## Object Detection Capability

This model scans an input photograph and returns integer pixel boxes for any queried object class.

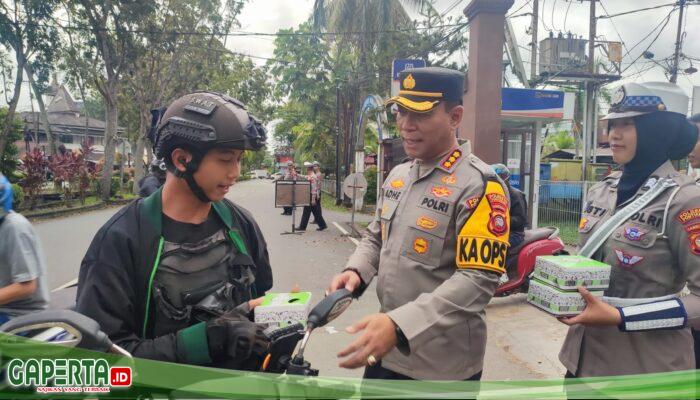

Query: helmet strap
[172,154,212,203]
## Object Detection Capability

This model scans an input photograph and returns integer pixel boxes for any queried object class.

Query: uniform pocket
[400,227,445,268]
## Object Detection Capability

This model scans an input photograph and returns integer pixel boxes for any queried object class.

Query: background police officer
[77,92,273,369]
[559,82,700,377]
[328,67,511,381]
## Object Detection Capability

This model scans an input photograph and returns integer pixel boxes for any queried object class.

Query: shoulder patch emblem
[466,196,480,210]
[678,208,700,224]
[486,192,509,236]
[440,149,462,171]
[416,216,438,230]
[413,237,429,254]
[441,174,457,185]
[615,249,644,268]
[431,186,452,198]
[579,217,590,232]
[689,232,700,256]
[390,179,405,189]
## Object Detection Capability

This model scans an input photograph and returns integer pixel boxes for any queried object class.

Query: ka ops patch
[455,180,510,274]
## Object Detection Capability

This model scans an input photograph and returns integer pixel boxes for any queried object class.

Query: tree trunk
[25,66,57,156]
[100,86,118,201]
[0,56,26,160]
[132,108,150,193]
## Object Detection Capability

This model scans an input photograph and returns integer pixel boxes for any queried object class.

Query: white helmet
[303,161,313,168]
[603,82,688,120]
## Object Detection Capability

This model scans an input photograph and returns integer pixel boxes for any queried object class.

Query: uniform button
[615,233,621,238]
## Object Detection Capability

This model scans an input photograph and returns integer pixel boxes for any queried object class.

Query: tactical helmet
[603,82,689,120]
[491,163,510,180]
[155,91,266,161]
[153,91,266,202]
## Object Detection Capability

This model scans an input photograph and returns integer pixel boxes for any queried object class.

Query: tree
[19,148,47,209]
[0,107,21,179]
[67,0,156,200]
[0,0,60,158]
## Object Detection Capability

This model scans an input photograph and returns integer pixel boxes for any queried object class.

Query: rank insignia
[413,237,429,254]
[431,186,452,198]
[416,216,438,230]
[441,174,457,185]
[615,249,644,268]
[440,149,462,171]
[623,226,646,242]
[465,196,480,210]
[390,179,405,189]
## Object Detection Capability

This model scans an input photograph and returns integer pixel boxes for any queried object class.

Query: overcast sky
[6,0,700,113]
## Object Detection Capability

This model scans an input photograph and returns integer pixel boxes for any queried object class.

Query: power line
[597,2,677,20]
[622,7,675,73]
[440,0,463,18]
[506,0,532,18]
[563,0,572,32]
[598,0,642,76]
[541,0,552,31]
[621,6,676,62]
[551,0,558,32]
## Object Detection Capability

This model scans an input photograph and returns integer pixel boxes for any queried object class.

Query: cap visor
[385,96,440,113]
[601,111,649,120]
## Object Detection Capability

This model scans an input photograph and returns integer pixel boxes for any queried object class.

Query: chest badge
[413,237,429,254]
[390,179,405,189]
[623,227,646,241]
[431,186,452,198]
[579,218,589,231]
[441,174,457,185]
[416,216,438,230]
[614,249,644,268]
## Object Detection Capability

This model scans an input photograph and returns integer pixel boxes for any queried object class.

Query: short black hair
[443,100,462,112]
[690,113,700,123]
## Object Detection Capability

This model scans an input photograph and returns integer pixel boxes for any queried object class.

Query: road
[31,179,566,380]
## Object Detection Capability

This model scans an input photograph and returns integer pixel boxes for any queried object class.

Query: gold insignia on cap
[403,74,416,90]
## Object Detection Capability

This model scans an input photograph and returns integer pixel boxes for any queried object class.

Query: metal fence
[321,179,337,197]
[537,180,597,245]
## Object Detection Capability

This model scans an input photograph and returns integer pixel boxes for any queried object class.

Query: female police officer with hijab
[76,92,273,369]
[558,82,700,377]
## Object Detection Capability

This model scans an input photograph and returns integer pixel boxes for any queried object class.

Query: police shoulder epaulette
[439,148,463,172]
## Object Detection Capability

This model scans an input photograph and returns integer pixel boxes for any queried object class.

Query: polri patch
[418,196,451,215]
[486,192,509,237]
[689,232,700,255]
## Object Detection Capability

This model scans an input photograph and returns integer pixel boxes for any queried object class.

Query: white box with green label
[254,292,312,327]
[532,255,611,290]
[527,278,605,316]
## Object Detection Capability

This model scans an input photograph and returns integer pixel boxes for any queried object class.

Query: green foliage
[11,183,23,209]
[0,107,22,178]
[543,130,577,156]
[19,148,48,209]
[94,176,121,198]
[363,166,377,205]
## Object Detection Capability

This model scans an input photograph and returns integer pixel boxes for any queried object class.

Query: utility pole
[582,0,597,193]
[528,0,541,228]
[335,85,342,205]
[670,0,686,83]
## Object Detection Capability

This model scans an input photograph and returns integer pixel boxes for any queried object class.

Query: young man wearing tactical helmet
[76,92,273,370]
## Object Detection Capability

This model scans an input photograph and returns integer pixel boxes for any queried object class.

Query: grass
[538,218,579,245]
[320,193,375,215]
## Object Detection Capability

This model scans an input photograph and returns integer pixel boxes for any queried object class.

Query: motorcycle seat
[508,227,558,255]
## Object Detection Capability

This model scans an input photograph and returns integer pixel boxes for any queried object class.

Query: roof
[20,112,125,135]
[543,147,613,159]
[47,86,82,114]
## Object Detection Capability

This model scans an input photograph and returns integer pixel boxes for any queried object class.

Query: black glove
[205,310,270,370]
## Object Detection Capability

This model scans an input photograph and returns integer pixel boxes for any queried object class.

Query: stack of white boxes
[254,292,312,327]
[527,255,611,316]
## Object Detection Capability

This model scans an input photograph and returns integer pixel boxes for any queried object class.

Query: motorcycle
[494,227,567,297]
[0,288,354,377]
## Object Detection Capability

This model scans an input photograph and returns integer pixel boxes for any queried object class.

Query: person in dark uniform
[491,163,528,248]
[76,92,273,369]
[138,158,167,197]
